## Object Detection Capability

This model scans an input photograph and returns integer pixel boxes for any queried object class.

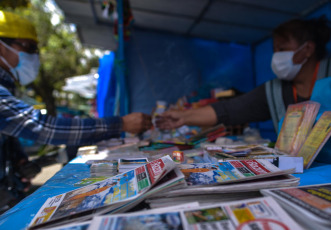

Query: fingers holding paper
[155,110,186,130]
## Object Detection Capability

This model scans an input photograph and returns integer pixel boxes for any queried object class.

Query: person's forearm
[182,105,218,126]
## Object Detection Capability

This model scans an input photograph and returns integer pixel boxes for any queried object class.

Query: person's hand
[155,110,185,130]
[122,112,152,134]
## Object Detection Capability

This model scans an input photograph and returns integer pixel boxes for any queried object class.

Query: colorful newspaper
[29,156,176,229]
[261,183,331,230]
[178,159,295,186]
[296,111,331,169]
[275,101,320,155]
[88,197,303,230]
[150,174,299,198]
[43,203,200,230]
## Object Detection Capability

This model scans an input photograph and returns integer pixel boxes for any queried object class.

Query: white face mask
[0,40,40,85]
[271,43,307,81]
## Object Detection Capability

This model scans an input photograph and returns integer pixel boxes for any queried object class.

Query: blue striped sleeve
[0,86,122,146]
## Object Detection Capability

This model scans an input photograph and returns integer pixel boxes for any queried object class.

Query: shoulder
[0,85,14,97]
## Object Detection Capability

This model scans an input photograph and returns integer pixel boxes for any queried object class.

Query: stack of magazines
[47,197,303,230]
[28,156,185,229]
[118,158,149,173]
[89,160,118,178]
[147,159,299,208]
[261,183,331,230]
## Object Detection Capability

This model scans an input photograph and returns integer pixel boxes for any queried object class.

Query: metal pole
[116,0,129,116]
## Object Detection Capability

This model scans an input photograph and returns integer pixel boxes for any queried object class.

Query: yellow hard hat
[0,10,38,42]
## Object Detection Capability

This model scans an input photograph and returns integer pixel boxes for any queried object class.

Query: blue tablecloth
[0,162,90,230]
[293,162,331,186]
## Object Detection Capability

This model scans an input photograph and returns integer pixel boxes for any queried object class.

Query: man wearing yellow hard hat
[0,11,152,212]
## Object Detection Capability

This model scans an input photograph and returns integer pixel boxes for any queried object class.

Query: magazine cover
[275,101,320,155]
[178,159,294,186]
[296,111,331,169]
[88,197,302,230]
[29,156,175,229]
[110,167,186,215]
[261,183,331,230]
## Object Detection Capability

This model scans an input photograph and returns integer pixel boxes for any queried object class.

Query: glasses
[12,40,39,54]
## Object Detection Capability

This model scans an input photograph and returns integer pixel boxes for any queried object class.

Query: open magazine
[177,159,295,186]
[261,183,331,230]
[87,197,303,230]
[28,156,180,229]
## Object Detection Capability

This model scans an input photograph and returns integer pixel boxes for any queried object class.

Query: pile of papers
[47,197,303,230]
[89,160,118,178]
[261,183,331,230]
[118,158,149,174]
[29,156,184,229]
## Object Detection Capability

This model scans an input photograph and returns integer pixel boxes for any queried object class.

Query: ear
[305,41,316,58]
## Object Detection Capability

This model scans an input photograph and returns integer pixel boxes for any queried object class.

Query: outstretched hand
[155,110,185,130]
[122,112,152,134]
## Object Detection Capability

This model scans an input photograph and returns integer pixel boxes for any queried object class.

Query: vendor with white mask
[156,16,331,133]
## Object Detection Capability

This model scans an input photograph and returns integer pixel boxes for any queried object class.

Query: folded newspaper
[261,183,331,230]
[150,174,299,198]
[88,197,303,230]
[178,159,295,186]
[28,156,181,229]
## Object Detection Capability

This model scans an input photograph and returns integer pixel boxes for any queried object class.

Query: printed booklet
[275,101,320,155]
[296,111,331,169]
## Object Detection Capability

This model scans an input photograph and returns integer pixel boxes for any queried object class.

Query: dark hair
[0,37,15,45]
[273,15,331,60]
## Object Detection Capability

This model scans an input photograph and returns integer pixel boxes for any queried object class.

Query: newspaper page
[178,159,294,186]
[296,111,331,169]
[44,203,199,230]
[150,174,299,198]
[29,156,175,229]
[261,183,331,229]
[88,197,302,230]
[109,167,186,214]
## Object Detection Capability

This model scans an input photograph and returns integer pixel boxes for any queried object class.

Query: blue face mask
[0,40,40,85]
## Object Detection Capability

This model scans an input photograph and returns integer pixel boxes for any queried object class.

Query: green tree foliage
[0,0,30,8]
[5,1,99,116]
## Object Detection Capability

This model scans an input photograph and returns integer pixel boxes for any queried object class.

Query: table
[1,157,331,230]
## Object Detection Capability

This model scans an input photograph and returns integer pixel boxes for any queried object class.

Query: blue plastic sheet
[97,52,117,117]
[126,30,253,115]
[0,161,90,230]
[294,162,331,186]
